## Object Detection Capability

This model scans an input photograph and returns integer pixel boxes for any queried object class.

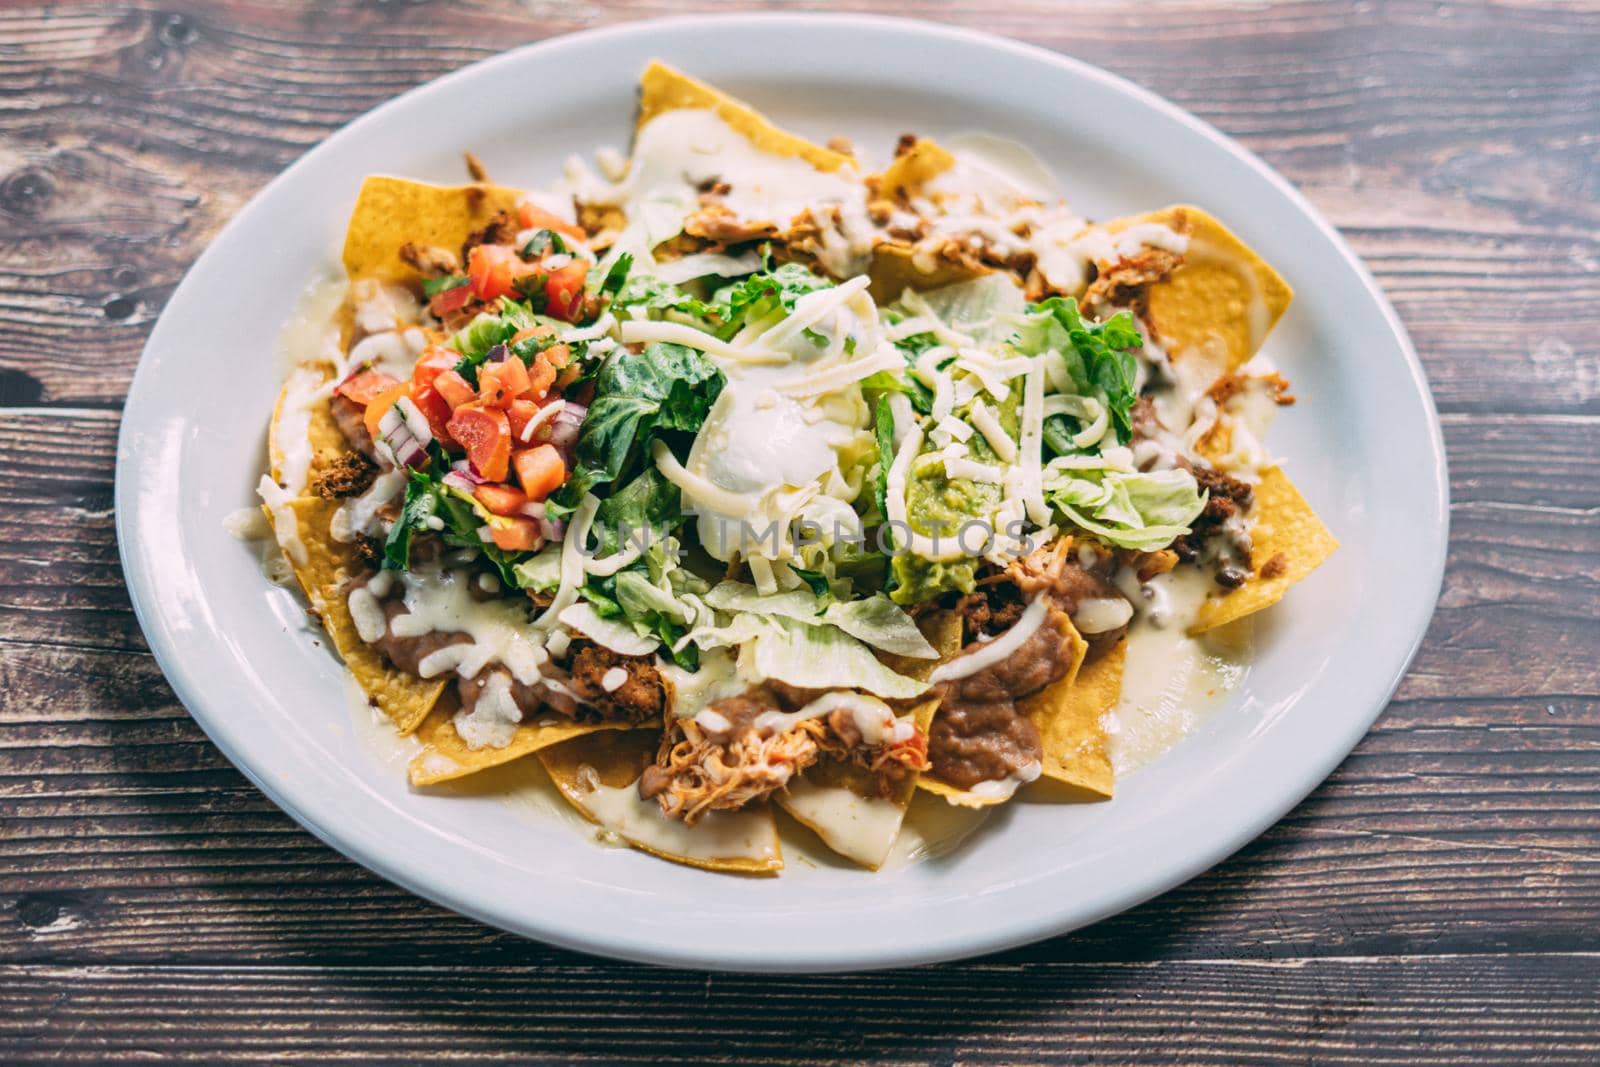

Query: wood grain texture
[1,0,1597,1062]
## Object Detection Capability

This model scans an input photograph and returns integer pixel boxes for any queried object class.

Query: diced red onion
[447,460,486,485]
[547,401,586,463]
[518,501,547,519]
[377,400,430,470]
[441,471,477,493]
[486,343,509,363]
[538,516,567,542]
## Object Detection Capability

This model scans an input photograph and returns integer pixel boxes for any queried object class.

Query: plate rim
[114,11,1449,972]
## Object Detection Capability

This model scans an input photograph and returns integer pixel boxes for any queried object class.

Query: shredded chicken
[399,242,462,278]
[1079,247,1184,315]
[638,687,929,824]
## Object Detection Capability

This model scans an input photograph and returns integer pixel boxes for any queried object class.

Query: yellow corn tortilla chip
[877,137,956,200]
[268,370,351,488]
[279,496,445,734]
[917,610,1090,809]
[1021,639,1122,800]
[1189,466,1340,633]
[1105,204,1293,371]
[408,704,636,787]
[540,729,782,875]
[341,175,523,286]
[637,61,853,173]
[867,244,989,305]
[865,139,989,300]
[776,696,940,870]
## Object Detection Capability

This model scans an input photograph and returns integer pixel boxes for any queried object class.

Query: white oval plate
[116,14,1447,972]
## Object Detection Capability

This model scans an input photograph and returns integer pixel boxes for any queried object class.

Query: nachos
[257,63,1336,873]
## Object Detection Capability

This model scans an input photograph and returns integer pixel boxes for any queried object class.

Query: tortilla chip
[637,61,853,173]
[280,496,445,734]
[268,370,351,488]
[1021,639,1121,800]
[540,729,782,874]
[341,175,523,286]
[877,137,956,200]
[917,610,1090,809]
[1106,204,1293,370]
[408,704,635,786]
[867,244,989,305]
[880,608,964,680]
[1189,466,1340,633]
[774,611,958,867]
[776,697,939,869]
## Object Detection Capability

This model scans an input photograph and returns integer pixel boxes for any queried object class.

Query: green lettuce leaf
[748,617,929,699]
[1044,465,1205,551]
[1015,297,1143,443]
[548,342,724,517]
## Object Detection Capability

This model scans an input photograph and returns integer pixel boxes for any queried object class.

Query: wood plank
[0,408,1593,965]
[1,955,1597,1065]
[0,2,1596,412]
[1,0,1596,1056]
[1,686,1596,967]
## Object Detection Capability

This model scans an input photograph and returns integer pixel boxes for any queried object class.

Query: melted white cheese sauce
[575,108,874,276]
[781,778,909,868]
[574,774,780,865]
[1107,565,1251,775]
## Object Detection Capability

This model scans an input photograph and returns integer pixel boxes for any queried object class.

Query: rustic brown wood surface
[1,0,1597,1062]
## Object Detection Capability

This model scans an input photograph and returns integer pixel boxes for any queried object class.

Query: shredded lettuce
[703,581,935,660]
[748,618,929,699]
[710,259,832,340]
[382,472,529,587]
[548,342,724,519]
[447,302,538,383]
[1014,297,1143,443]
[581,537,709,669]
[1044,463,1205,551]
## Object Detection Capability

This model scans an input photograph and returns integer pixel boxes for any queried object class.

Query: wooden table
[3,1,1596,1062]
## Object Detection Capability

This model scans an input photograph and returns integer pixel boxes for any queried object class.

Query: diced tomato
[513,444,566,502]
[506,398,546,443]
[516,201,587,243]
[446,403,511,482]
[428,282,473,317]
[489,517,544,553]
[411,346,460,390]
[527,355,558,401]
[467,244,528,302]
[478,358,531,408]
[409,384,454,443]
[543,261,588,322]
[433,369,477,410]
[363,382,411,441]
[335,370,401,407]
[510,325,570,371]
[473,482,529,517]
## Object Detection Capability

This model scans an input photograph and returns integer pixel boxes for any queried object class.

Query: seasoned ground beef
[952,581,1026,641]
[1173,461,1256,585]
[310,452,376,499]
[460,210,518,264]
[568,642,667,723]
[399,241,461,278]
